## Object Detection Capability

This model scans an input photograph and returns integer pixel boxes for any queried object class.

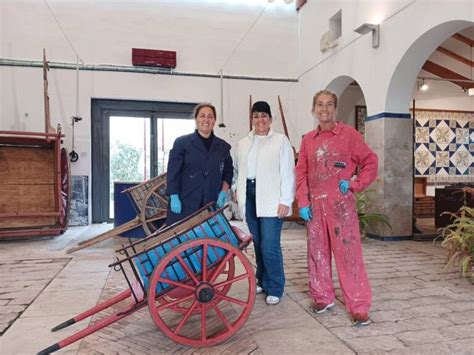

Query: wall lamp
[354,23,380,48]
[420,79,428,92]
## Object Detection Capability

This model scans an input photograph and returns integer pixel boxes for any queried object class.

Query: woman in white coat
[234,101,295,305]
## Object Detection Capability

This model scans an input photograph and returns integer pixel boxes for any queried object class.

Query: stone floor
[0,222,473,354]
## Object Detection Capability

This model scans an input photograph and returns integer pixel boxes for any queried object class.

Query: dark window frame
[91,99,196,223]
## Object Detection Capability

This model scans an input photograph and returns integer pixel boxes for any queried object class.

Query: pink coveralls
[296,122,378,314]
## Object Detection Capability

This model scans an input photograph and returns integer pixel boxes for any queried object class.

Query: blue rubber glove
[170,194,182,214]
[216,191,228,208]
[299,206,312,222]
[338,180,350,194]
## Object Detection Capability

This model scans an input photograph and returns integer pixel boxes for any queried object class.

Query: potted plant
[355,190,391,238]
[438,202,473,282]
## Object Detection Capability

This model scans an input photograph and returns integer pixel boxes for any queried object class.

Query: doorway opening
[91,99,197,223]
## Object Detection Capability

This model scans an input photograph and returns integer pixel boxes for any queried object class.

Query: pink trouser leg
[306,205,335,305]
[307,197,371,313]
[329,204,372,314]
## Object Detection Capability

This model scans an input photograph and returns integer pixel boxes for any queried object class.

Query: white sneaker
[256,286,264,294]
[266,295,280,305]
[311,302,335,314]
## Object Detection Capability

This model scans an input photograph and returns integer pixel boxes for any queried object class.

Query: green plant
[439,204,474,280]
[355,191,391,237]
[110,143,144,182]
[110,143,144,200]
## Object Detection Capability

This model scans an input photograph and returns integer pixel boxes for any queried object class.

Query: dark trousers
[245,179,285,297]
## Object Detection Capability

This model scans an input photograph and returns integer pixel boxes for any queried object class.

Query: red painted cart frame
[39,204,256,353]
[0,130,70,239]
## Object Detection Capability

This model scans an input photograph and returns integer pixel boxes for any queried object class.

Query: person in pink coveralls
[295,90,378,326]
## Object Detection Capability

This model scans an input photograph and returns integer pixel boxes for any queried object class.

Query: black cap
[251,101,272,117]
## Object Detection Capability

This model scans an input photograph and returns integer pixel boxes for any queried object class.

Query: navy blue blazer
[165,130,233,225]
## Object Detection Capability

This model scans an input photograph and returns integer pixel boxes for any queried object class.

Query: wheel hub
[195,282,215,303]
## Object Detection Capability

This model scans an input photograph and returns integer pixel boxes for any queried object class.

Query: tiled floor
[0,222,473,354]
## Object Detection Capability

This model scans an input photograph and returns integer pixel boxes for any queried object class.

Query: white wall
[338,84,366,128]
[0,0,300,176]
[413,73,474,111]
[1,1,298,77]
[297,0,473,127]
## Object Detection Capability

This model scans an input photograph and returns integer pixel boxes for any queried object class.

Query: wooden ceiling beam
[422,60,474,89]
[452,33,474,46]
[436,46,473,67]
[296,0,307,11]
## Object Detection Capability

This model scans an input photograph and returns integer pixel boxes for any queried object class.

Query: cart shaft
[39,296,146,354]
[51,289,132,331]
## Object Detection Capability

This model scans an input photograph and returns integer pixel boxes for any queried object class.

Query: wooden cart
[67,173,168,253]
[0,130,71,239]
[39,204,256,353]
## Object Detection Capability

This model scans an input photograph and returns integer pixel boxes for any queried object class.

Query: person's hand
[216,191,228,208]
[170,194,182,214]
[338,180,350,194]
[277,204,290,218]
[299,206,312,222]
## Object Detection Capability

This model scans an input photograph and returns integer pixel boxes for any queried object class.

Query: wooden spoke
[155,293,195,312]
[157,277,195,292]
[201,304,207,341]
[209,251,234,284]
[152,191,168,205]
[201,243,208,282]
[214,273,249,289]
[173,301,198,335]
[145,206,166,211]
[210,301,231,330]
[176,254,199,285]
[213,291,248,307]
[145,214,167,223]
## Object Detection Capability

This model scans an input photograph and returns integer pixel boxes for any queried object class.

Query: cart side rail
[0,130,64,139]
[111,205,232,267]
[114,202,216,255]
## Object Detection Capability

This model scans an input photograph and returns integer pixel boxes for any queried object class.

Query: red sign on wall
[132,48,176,69]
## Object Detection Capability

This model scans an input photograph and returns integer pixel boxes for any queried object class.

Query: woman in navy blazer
[165,103,233,225]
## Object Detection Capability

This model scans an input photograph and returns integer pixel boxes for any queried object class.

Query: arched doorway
[378,20,473,239]
[326,75,368,133]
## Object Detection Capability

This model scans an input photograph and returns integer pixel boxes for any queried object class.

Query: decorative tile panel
[414,110,473,182]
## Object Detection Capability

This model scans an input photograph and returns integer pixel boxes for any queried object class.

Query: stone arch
[325,75,367,129]
[325,75,356,98]
[385,20,473,113]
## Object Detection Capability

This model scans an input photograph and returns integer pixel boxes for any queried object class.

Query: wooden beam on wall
[436,46,474,67]
[452,33,474,47]
[422,60,474,89]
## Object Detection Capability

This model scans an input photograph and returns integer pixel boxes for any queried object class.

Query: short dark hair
[251,101,272,118]
[193,103,216,118]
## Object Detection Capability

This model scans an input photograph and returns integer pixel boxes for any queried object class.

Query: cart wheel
[59,147,71,232]
[140,184,168,235]
[159,257,235,315]
[147,238,255,347]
